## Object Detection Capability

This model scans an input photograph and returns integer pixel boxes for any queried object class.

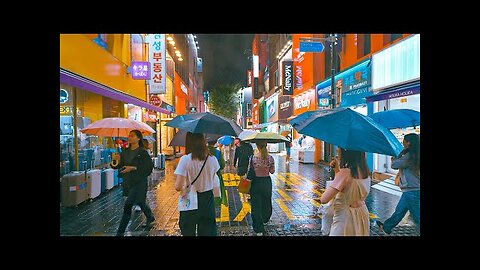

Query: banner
[282,60,294,95]
[146,34,166,94]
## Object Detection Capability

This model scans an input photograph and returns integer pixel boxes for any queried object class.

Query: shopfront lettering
[295,97,310,109]
[348,80,368,91]
[388,90,413,99]
[280,101,291,110]
[345,87,369,96]
[295,65,303,89]
[283,61,294,95]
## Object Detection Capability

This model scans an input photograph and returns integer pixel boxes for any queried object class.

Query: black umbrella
[165,112,243,136]
[169,129,222,147]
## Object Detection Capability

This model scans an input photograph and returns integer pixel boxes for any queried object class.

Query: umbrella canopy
[81,117,155,137]
[242,132,290,143]
[369,109,420,129]
[143,135,156,143]
[290,108,403,156]
[217,135,234,145]
[238,129,257,140]
[165,112,242,136]
[168,130,222,147]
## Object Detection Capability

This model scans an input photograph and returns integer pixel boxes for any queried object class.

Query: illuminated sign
[60,89,69,103]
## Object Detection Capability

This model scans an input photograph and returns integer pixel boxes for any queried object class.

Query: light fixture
[194,35,197,38]
[195,41,198,44]
[175,50,180,54]
[197,46,200,50]
[167,36,173,41]
[169,40,175,45]
[178,57,183,61]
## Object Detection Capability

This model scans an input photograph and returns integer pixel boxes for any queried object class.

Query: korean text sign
[147,34,166,94]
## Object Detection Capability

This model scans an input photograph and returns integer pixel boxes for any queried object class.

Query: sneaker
[134,205,141,211]
[376,220,390,235]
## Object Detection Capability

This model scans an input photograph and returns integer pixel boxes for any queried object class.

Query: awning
[60,69,171,114]
[366,80,420,103]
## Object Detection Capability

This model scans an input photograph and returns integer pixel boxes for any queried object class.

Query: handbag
[237,156,254,194]
[178,156,209,212]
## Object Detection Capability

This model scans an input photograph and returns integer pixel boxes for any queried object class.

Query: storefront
[264,93,279,152]
[278,95,293,153]
[60,71,169,175]
[292,88,317,163]
[367,34,420,175]
[315,78,333,161]
[333,58,374,169]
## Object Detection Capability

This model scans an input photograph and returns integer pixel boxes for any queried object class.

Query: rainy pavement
[60,154,420,237]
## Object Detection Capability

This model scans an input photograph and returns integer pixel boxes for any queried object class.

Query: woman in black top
[111,129,155,236]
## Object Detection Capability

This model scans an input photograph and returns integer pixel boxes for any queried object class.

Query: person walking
[233,138,254,176]
[112,130,155,236]
[249,142,275,236]
[376,133,420,235]
[320,148,371,236]
[174,132,220,236]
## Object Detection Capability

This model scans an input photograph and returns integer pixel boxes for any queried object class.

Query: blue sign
[299,41,324,53]
[197,58,203,73]
[60,89,69,104]
[316,79,331,107]
[335,59,372,107]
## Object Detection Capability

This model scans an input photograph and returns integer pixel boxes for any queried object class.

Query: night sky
[197,34,254,91]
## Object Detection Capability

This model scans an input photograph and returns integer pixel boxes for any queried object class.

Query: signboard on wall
[316,79,331,107]
[131,61,150,80]
[282,60,294,95]
[278,95,293,120]
[335,59,372,107]
[146,34,166,94]
[149,94,162,107]
[266,94,278,122]
[293,89,316,115]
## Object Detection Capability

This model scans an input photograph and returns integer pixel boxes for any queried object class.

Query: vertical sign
[146,34,166,94]
[253,55,260,99]
[282,60,294,95]
[247,70,252,86]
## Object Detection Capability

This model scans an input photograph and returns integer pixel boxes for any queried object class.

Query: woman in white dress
[320,148,371,236]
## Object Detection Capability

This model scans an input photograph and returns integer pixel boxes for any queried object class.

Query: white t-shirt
[174,154,220,193]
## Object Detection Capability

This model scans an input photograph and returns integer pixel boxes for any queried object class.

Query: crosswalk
[372,178,402,197]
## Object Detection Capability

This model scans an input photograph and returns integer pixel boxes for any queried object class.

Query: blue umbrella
[369,109,420,129]
[218,135,234,145]
[290,108,403,156]
[165,112,243,136]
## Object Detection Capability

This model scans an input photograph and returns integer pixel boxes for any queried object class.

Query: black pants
[179,189,217,236]
[117,200,154,235]
[250,176,273,233]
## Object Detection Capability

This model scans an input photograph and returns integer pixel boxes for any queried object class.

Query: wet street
[60,154,420,236]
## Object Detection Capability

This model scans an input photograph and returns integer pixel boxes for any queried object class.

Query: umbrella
[165,112,243,136]
[80,117,155,137]
[217,135,234,145]
[369,109,420,129]
[169,130,222,147]
[238,129,257,140]
[289,108,403,156]
[242,132,290,143]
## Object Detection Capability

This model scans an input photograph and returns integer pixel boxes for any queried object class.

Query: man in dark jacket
[233,138,254,176]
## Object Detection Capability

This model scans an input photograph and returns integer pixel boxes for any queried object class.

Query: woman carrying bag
[174,132,220,236]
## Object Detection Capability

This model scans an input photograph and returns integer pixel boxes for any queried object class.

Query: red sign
[149,95,162,107]
[293,89,316,115]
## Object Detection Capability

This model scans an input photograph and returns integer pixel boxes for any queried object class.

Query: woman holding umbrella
[319,148,371,236]
[111,130,155,236]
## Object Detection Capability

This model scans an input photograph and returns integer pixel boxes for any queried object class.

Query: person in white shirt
[174,132,220,236]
